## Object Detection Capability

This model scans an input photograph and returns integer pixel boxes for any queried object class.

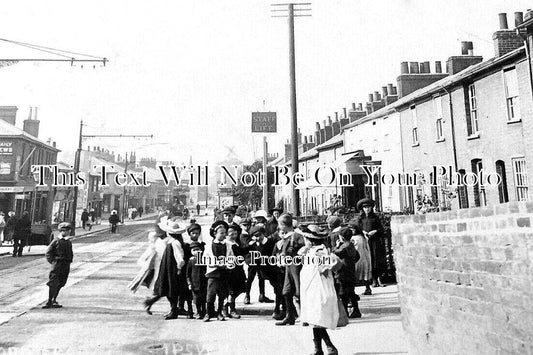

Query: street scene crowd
[115,197,387,355]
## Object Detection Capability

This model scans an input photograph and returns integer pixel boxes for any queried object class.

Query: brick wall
[391,201,533,354]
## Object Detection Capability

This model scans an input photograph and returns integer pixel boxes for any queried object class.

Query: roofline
[0,134,61,152]
[341,46,526,131]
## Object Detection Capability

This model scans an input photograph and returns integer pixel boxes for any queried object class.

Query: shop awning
[329,150,362,169]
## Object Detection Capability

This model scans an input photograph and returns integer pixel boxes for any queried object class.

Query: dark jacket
[333,241,360,284]
[46,237,74,264]
[14,214,31,240]
[206,242,229,279]
[357,211,387,269]
[109,214,120,224]
[186,256,207,292]
[81,211,89,222]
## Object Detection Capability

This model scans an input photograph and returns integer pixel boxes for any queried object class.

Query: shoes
[164,312,178,320]
[349,310,362,318]
[196,313,205,320]
[51,301,63,308]
[258,295,274,303]
[203,315,211,322]
[42,302,53,309]
[326,346,338,355]
[143,300,153,315]
[363,289,372,296]
[229,310,241,319]
[275,317,295,326]
[272,312,285,320]
[302,322,309,327]
[187,312,194,319]
[244,295,251,305]
[217,314,226,321]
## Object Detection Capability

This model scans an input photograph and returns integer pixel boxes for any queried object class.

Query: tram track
[0,227,148,305]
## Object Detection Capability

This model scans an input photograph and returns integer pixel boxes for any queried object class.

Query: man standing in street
[196,203,201,216]
[81,209,89,230]
[13,211,31,257]
[43,222,73,309]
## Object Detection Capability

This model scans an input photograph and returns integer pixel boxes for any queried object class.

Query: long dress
[154,237,188,299]
[300,244,339,330]
[351,233,372,282]
[226,240,246,297]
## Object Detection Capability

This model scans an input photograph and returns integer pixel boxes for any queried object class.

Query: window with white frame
[467,84,479,136]
[504,68,521,121]
[512,158,529,201]
[434,96,444,140]
[411,106,418,145]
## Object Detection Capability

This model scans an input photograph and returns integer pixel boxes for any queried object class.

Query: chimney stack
[493,13,523,57]
[446,41,483,74]
[23,106,40,137]
[0,106,18,125]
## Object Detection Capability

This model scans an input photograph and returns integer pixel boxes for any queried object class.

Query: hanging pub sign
[251,112,277,133]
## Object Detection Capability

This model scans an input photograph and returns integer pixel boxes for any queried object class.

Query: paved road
[0,214,407,354]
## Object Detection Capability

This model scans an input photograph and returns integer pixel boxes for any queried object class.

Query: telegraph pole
[69,124,152,236]
[271,2,310,216]
[70,120,83,236]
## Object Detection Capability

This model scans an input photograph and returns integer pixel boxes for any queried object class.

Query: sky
[0,0,531,166]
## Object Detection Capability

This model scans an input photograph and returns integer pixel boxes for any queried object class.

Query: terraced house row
[274,11,533,215]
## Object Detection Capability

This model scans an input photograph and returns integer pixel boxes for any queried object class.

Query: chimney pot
[387,83,394,94]
[461,41,469,55]
[343,107,347,118]
[323,120,327,127]
[382,86,388,97]
[28,107,33,120]
[328,117,332,125]
[358,103,363,111]
[400,61,409,74]
[499,13,508,30]
[373,91,381,102]
[304,136,308,144]
[334,112,338,120]
[316,122,320,130]
[351,103,356,111]
[423,61,431,73]
[435,61,442,73]
[515,12,524,26]
[368,94,373,102]
[52,141,56,148]
[409,62,420,74]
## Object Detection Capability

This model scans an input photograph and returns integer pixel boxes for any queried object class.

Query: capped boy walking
[43,222,73,309]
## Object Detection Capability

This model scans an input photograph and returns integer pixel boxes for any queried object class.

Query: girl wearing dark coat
[357,198,387,288]
[224,224,246,319]
[153,220,191,320]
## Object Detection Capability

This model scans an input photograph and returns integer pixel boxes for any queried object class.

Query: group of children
[134,205,371,330]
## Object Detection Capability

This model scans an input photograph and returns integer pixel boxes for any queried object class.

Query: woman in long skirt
[350,223,373,295]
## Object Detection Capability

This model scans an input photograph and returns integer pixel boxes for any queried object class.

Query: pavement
[0,211,407,355]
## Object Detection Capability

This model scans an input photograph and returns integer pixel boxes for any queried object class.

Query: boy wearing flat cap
[43,222,73,309]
